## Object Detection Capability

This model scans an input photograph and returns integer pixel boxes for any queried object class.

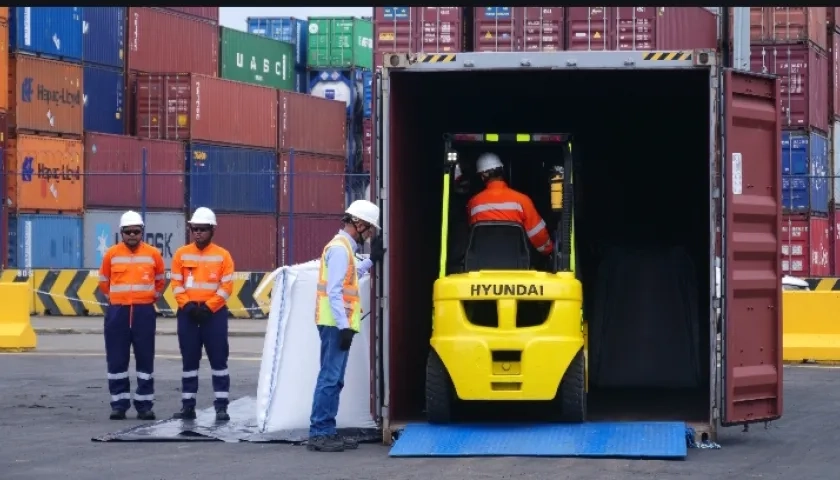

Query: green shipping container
[219,27,295,90]
[307,17,373,70]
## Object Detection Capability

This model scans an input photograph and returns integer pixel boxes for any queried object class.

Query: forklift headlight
[446,150,458,164]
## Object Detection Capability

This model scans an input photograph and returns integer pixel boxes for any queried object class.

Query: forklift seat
[463,221,532,271]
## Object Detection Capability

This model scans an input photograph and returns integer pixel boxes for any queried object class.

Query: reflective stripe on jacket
[98,242,166,305]
[316,234,362,332]
[171,243,235,313]
[467,179,554,254]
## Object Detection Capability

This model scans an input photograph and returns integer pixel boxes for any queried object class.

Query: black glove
[195,303,213,323]
[338,328,355,351]
[182,302,199,321]
[369,235,386,264]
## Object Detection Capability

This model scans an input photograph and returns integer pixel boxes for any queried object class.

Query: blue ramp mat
[389,422,688,459]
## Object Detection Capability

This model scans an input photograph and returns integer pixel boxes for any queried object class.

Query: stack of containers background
[245,17,309,93]
[0,7,7,267]
[829,8,840,274]
[749,7,832,276]
[6,7,85,270]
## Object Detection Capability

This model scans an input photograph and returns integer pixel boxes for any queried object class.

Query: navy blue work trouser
[309,325,350,437]
[177,306,230,409]
[104,304,157,412]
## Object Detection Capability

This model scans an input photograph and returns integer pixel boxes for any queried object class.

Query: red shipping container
[362,118,372,172]
[278,214,344,266]
[84,133,186,210]
[278,150,346,215]
[752,7,828,53]
[751,42,829,133]
[782,214,831,277]
[831,31,840,120]
[833,209,840,275]
[157,7,219,24]
[472,7,564,52]
[828,8,840,29]
[127,8,219,76]
[278,90,346,156]
[135,73,277,149]
[416,7,464,55]
[374,7,419,68]
[566,7,717,51]
[212,213,278,271]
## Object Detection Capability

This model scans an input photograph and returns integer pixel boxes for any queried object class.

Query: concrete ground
[2,325,839,480]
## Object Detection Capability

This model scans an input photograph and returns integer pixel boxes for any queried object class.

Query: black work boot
[215,407,230,422]
[136,410,156,421]
[341,435,359,450]
[307,435,345,452]
[172,406,196,420]
[109,409,127,420]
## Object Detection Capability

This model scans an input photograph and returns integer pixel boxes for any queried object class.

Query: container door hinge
[712,187,720,199]
[713,406,719,420]
[712,297,721,309]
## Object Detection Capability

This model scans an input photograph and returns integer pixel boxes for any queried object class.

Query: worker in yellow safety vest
[308,200,386,453]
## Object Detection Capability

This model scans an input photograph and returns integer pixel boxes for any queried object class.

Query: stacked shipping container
[246,17,309,92]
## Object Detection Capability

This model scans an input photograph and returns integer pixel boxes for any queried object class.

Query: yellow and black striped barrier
[642,51,692,61]
[803,278,840,291]
[418,53,457,63]
[0,270,272,319]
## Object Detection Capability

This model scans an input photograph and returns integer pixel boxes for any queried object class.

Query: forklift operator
[467,152,554,256]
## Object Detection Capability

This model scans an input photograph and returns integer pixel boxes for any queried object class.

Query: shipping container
[278,90,346,156]
[362,70,373,118]
[473,7,564,53]
[308,68,366,116]
[308,17,374,70]
[782,130,829,214]
[278,149,345,215]
[9,55,84,136]
[375,50,783,440]
[0,7,8,21]
[0,22,8,112]
[246,17,308,69]
[82,209,186,269]
[362,118,372,172]
[187,142,277,214]
[6,135,83,213]
[212,213,278,271]
[7,213,82,269]
[566,7,717,51]
[833,209,840,274]
[744,7,770,43]
[9,7,83,62]
[84,133,185,210]
[781,214,831,277]
[83,65,125,135]
[828,8,840,30]
[751,7,828,53]
[751,43,830,133]
[135,73,277,149]
[278,214,344,266]
[416,7,464,57]
[831,31,840,121]
[219,27,295,91]
[82,7,125,69]
[834,121,840,205]
[374,7,418,68]
[157,7,219,24]
[127,8,219,76]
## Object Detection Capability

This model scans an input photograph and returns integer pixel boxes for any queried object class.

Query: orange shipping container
[5,134,84,213]
[0,22,7,112]
[0,7,8,21]
[8,56,83,136]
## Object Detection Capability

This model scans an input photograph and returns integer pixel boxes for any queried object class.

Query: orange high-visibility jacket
[467,179,554,255]
[98,242,166,305]
[170,243,235,313]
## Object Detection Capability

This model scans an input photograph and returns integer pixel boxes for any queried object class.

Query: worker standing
[170,207,235,422]
[467,152,554,255]
[99,210,166,420]
[308,200,386,453]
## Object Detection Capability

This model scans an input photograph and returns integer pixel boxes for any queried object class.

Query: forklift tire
[557,349,586,422]
[425,350,455,424]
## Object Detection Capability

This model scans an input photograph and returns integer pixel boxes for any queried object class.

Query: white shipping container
[83,209,186,269]
[833,120,840,205]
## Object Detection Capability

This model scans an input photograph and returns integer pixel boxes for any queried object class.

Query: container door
[372,69,385,423]
[721,69,783,426]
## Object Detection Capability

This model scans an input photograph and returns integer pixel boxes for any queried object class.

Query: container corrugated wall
[7,214,83,269]
[9,55,84,136]
[278,214,344,266]
[782,130,829,214]
[84,133,185,210]
[158,7,219,24]
[82,7,125,69]
[83,209,186,269]
[6,135,84,213]
[246,17,308,93]
[307,17,373,70]
[833,121,840,206]
[362,118,372,172]
[751,7,828,53]
[0,22,8,113]
[278,150,346,215]
[83,65,125,135]
[127,8,219,76]
[212,213,278,271]
[374,7,417,68]
[187,142,278,214]
[9,7,83,62]
[782,215,831,276]
[832,31,840,121]
[362,70,373,118]
[135,73,278,149]
[473,7,565,52]
[278,90,347,155]
[219,27,296,91]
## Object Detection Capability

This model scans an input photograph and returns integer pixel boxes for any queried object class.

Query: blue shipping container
[362,70,373,118]
[247,17,308,71]
[10,7,84,62]
[82,7,125,69]
[83,65,125,135]
[781,130,830,214]
[187,143,278,214]
[7,214,83,269]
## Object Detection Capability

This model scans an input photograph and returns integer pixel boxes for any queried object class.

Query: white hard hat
[119,210,144,228]
[345,200,380,229]
[476,152,503,174]
[189,207,217,226]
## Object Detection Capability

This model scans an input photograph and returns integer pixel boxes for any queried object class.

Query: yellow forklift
[426,132,586,424]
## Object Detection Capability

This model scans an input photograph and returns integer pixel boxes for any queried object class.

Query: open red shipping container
[782,214,831,277]
[84,133,185,210]
[278,150,346,216]
[749,7,828,53]
[473,7,564,52]
[127,8,219,76]
[278,214,344,266]
[278,91,346,156]
[213,213,278,272]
